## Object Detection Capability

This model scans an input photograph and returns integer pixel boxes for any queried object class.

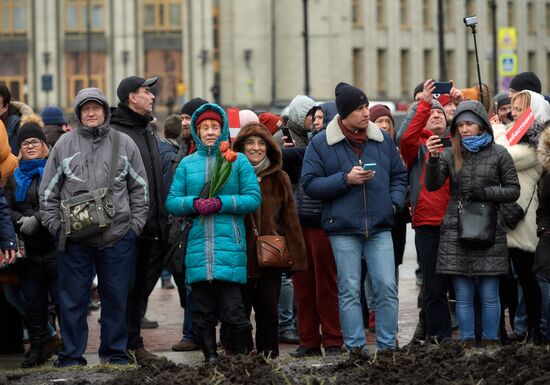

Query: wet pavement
[0,226,421,369]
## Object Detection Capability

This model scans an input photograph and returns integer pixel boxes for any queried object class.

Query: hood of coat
[450,100,494,141]
[190,103,229,155]
[73,87,111,137]
[325,114,384,145]
[288,95,316,130]
[537,126,550,171]
[233,123,282,177]
[8,100,33,117]
[525,90,550,126]
[320,101,338,128]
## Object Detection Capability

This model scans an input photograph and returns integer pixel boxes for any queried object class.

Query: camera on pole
[463,15,484,104]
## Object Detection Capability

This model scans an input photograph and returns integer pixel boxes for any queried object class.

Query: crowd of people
[0,70,550,367]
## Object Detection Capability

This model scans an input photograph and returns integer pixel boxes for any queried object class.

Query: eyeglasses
[21,139,42,149]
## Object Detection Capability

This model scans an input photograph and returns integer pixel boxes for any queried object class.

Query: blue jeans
[330,230,398,350]
[536,275,550,340]
[278,275,296,332]
[453,275,500,341]
[57,230,136,365]
[513,284,528,336]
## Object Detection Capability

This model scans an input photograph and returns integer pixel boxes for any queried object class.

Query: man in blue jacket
[301,82,407,353]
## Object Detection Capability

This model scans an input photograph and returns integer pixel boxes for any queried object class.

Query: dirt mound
[107,341,550,385]
[9,341,550,385]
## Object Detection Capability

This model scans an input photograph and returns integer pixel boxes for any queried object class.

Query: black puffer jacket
[5,174,57,278]
[425,101,520,276]
[110,104,168,241]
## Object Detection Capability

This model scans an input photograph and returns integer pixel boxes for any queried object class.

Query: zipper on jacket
[205,153,214,281]
[358,158,369,238]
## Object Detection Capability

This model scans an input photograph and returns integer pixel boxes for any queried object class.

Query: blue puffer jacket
[165,104,261,284]
[0,183,17,251]
[301,115,407,236]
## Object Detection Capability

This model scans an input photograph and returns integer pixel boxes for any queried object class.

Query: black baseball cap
[117,76,158,103]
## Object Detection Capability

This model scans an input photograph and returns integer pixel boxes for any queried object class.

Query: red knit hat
[259,112,283,135]
[196,109,223,127]
[369,104,394,126]
[437,94,453,107]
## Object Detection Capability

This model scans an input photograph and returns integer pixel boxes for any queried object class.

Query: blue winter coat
[165,104,261,284]
[0,184,17,251]
[301,115,407,236]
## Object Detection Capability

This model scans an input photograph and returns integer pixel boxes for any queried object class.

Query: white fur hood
[325,115,384,145]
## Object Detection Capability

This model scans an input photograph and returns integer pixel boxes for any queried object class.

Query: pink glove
[193,198,222,216]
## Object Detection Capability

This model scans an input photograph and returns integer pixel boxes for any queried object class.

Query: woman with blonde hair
[4,122,58,367]
[493,89,550,343]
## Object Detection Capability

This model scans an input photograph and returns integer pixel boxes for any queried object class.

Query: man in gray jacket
[39,88,149,367]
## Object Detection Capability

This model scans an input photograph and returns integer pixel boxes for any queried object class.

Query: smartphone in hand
[433,82,452,94]
[439,137,452,147]
[281,126,294,144]
[362,163,377,171]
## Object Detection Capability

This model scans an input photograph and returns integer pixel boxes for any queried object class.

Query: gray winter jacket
[273,95,316,148]
[39,88,149,249]
[424,101,520,276]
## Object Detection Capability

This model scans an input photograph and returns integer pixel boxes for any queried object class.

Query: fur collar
[325,115,384,145]
[537,127,550,171]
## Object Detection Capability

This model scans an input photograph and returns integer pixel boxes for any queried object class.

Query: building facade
[0,0,549,112]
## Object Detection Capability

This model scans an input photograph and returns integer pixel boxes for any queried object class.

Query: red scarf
[338,118,366,156]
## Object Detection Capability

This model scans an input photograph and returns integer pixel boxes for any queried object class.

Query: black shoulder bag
[164,181,210,275]
[59,131,120,249]
[457,174,497,247]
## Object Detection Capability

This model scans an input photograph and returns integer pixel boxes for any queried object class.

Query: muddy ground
[3,341,550,385]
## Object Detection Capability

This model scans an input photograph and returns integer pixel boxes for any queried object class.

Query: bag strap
[107,130,120,190]
[249,213,259,236]
[523,185,537,213]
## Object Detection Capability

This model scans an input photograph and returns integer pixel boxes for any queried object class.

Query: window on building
[64,0,105,32]
[144,50,182,108]
[143,0,182,31]
[0,0,27,35]
[467,51,476,86]
[466,0,475,17]
[507,1,514,26]
[401,49,410,96]
[65,52,106,107]
[528,51,536,72]
[376,0,385,28]
[399,0,409,29]
[547,52,550,91]
[547,3,550,35]
[422,0,432,29]
[444,1,454,31]
[0,53,28,102]
[353,48,364,89]
[423,49,433,80]
[377,49,387,96]
[445,50,455,81]
[527,2,535,34]
[352,0,362,28]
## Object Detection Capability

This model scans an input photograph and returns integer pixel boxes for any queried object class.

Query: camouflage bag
[59,131,119,244]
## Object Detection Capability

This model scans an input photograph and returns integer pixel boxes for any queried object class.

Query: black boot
[200,327,218,363]
[228,328,253,356]
[21,306,47,368]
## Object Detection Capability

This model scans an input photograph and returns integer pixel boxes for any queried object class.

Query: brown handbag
[250,214,293,268]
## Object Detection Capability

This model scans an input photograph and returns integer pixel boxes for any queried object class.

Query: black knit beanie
[18,122,47,147]
[510,72,542,94]
[335,82,369,119]
[180,97,208,116]
[413,82,424,100]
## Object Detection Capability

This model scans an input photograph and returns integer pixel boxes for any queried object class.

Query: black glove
[469,188,487,202]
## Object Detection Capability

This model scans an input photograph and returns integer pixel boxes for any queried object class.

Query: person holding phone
[424,100,520,347]
[399,79,453,343]
[302,82,407,354]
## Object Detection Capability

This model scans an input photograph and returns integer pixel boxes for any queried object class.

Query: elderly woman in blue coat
[165,103,261,363]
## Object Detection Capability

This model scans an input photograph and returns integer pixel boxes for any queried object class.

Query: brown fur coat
[234,123,307,278]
